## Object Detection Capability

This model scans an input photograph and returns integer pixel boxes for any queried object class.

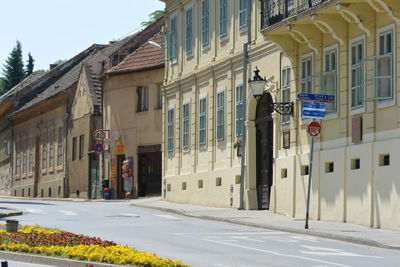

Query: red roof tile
[109,32,164,74]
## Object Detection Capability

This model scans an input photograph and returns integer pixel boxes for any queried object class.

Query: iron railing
[261,0,329,29]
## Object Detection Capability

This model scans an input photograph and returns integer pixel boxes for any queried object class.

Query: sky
[0,0,165,73]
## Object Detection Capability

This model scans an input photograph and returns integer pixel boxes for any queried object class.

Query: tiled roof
[14,45,106,114]
[108,31,164,74]
[0,71,47,104]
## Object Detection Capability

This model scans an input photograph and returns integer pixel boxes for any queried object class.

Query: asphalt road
[1,198,400,267]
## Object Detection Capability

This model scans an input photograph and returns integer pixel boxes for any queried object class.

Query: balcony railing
[261,0,329,29]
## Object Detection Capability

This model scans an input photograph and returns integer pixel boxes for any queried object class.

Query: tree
[2,41,25,92]
[26,52,34,76]
[141,10,165,27]
[0,77,5,95]
[53,59,67,65]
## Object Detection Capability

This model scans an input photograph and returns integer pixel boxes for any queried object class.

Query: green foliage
[141,10,165,27]
[2,41,25,92]
[25,52,34,76]
[0,77,5,95]
[53,59,67,65]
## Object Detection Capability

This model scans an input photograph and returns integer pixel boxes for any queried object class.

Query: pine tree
[26,52,34,76]
[2,41,25,92]
[0,77,5,95]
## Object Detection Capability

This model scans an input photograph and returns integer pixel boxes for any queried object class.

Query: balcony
[261,0,334,30]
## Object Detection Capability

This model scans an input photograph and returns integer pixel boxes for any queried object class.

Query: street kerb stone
[0,250,133,267]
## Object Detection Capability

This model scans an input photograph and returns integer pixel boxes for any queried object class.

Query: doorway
[116,155,125,199]
[33,137,40,197]
[89,154,99,199]
[255,93,274,210]
[138,151,161,197]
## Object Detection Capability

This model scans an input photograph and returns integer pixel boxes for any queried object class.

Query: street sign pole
[305,119,316,229]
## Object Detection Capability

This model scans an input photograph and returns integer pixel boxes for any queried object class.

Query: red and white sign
[308,121,321,137]
[93,129,105,142]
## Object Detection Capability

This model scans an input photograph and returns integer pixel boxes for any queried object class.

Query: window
[72,137,77,161]
[167,108,174,153]
[137,86,148,112]
[351,40,364,109]
[22,141,27,174]
[49,134,54,168]
[281,68,291,125]
[156,85,162,109]
[57,128,63,165]
[220,0,228,39]
[239,0,248,29]
[301,57,312,93]
[377,29,393,100]
[15,143,21,175]
[201,0,210,47]
[169,15,178,62]
[28,140,33,172]
[199,97,207,147]
[185,6,193,55]
[217,91,225,141]
[42,136,47,169]
[323,48,338,114]
[236,85,245,137]
[79,135,84,160]
[301,56,312,118]
[182,103,190,150]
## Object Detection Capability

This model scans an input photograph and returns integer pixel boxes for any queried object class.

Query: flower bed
[0,225,187,267]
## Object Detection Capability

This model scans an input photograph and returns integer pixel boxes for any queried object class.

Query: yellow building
[102,21,164,199]
[162,0,400,230]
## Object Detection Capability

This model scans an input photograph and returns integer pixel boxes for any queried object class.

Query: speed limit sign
[93,129,105,142]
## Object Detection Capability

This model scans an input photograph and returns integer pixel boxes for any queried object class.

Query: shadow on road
[0,201,55,206]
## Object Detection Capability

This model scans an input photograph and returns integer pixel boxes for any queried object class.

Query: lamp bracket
[271,102,294,116]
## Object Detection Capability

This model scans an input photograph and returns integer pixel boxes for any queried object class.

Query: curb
[132,203,400,251]
[0,196,128,202]
[0,211,23,218]
[0,250,131,267]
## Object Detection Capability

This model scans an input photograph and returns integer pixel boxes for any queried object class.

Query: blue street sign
[302,101,326,119]
[303,101,326,109]
[297,93,335,103]
[94,143,104,154]
[302,109,325,119]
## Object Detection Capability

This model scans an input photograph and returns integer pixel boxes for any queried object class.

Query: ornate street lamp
[248,67,294,116]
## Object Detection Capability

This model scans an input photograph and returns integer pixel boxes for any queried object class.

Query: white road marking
[59,210,78,216]
[156,214,181,220]
[119,213,140,217]
[199,237,349,267]
[232,236,264,243]
[289,235,319,243]
[300,245,384,258]
[261,236,298,243]
[25,208,46,214]
[213,232,284,235]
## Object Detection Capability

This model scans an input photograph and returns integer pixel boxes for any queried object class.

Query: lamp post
[248,68,294,116]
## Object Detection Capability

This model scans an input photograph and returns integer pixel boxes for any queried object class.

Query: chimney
[49,64,58,70]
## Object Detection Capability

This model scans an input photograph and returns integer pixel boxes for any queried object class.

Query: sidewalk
[131,198,400,250]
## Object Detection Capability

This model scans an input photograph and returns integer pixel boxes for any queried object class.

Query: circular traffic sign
[93,129,105,142]
[94,143,104,154]
[308,121,321,137]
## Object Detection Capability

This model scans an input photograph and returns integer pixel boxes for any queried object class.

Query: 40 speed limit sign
[93,129,106,142]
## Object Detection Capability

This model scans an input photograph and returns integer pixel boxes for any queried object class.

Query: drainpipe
[239,0,252,210]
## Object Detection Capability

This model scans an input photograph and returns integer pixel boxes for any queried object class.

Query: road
[1,198,400,267]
